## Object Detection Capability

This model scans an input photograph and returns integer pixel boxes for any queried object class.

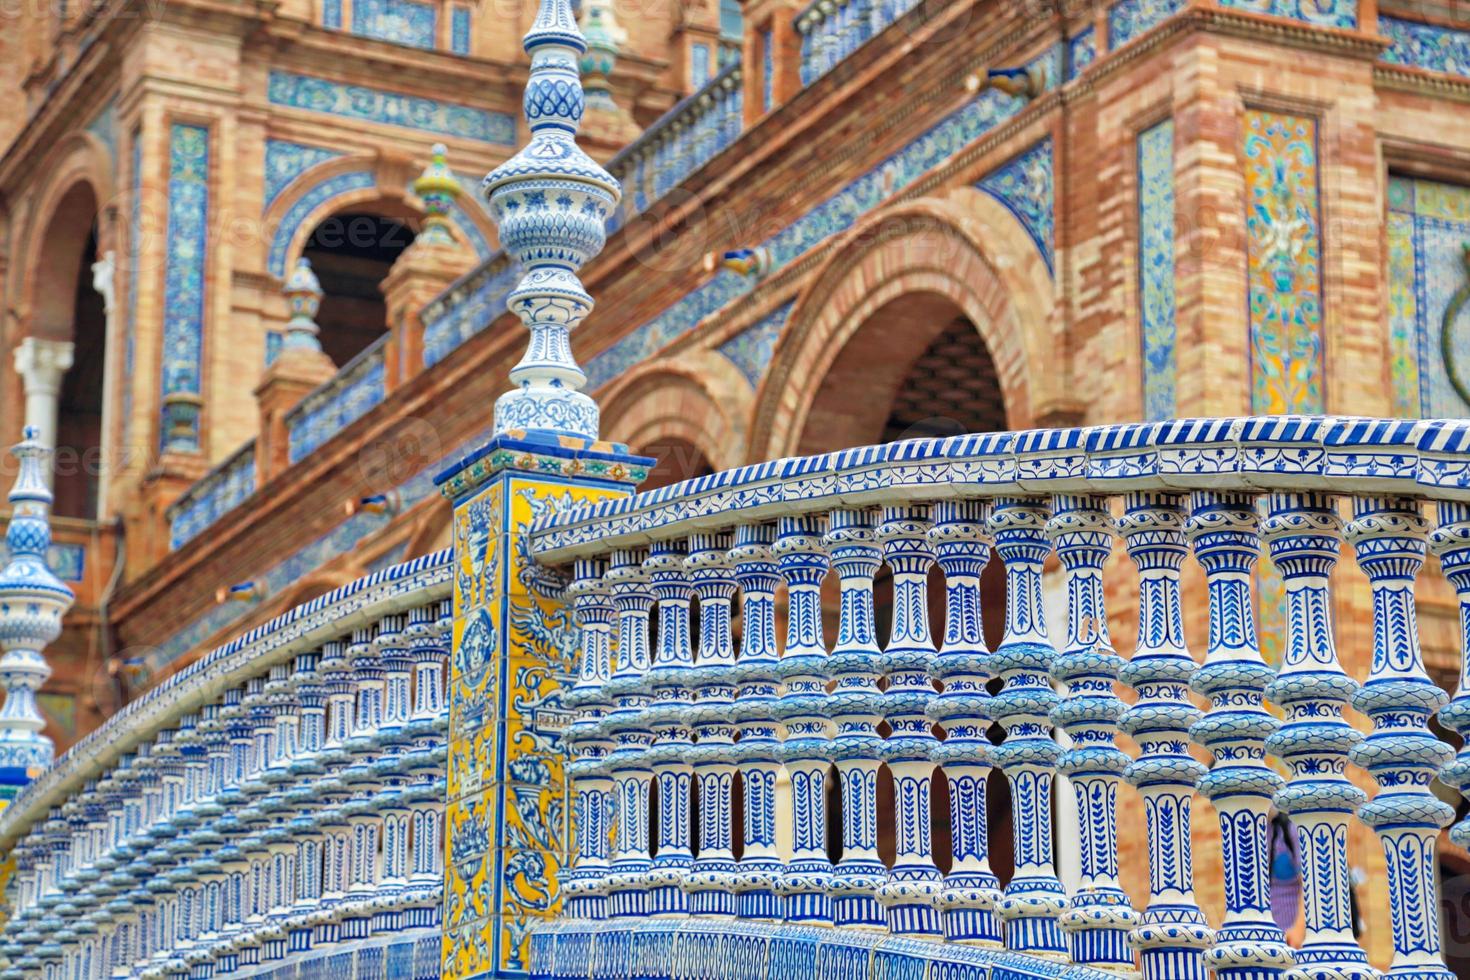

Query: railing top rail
[0,547,454,851]
[529,415,1470,561]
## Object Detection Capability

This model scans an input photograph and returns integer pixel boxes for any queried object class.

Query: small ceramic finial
[283,257,325,352]
[414,143,463,247]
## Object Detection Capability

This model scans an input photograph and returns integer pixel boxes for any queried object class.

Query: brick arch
[17,132,115,342]
[264,155,495,278]
[750,191,1058,462]
[598,351,753,478]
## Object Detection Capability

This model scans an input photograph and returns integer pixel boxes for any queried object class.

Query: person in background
[1269,810,1306,946]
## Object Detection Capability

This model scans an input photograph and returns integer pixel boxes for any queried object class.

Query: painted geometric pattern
[1108,0,1185,49]
[1387,175,1470,418]
[263,139,342,211]
[1244,109,1324,416]
[1380,15,1470,77]
[267,71,515,145]
[161,122,211,448]
[353,0,437,49]
[1138,119,1176,422]
[976,137,1054,275]
[718,302,795,387]
[1215,0,1355,28]
[445,476,629,980]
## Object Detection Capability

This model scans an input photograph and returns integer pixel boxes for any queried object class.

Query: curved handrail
[0,547,453,850]
[529,415,1469,561]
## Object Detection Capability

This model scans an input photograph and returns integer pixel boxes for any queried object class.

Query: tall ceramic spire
[0,427,72,783]
[482,0,621,443]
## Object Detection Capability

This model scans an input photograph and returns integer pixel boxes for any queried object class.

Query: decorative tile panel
[1215,0,1354,28]
[160,122,211,452]
[123,129,141,450]
[267,71,516,145]
[263,139,343,211]
[322,0,342,29]
[1067,27,1095,79]
[1137,119,1176,421]
[1387,175,1470,418]
[451,6,472,55]
[0,533,85,583]
[718,302,794,386]
[1380,15,1470,77]
[353,0,437,49]
[975,137,1054,274]
[692,42,712,88]
[168,444,258,549]
[267,169,375,276]
[1107,0,1186,49]
[762,28,774,111]
[1243,109,1324,416]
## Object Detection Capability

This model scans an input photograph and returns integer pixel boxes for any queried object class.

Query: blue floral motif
[976,137,1054,274]
[1138,120,1176,422]
[161,123,211,451]
[267,71,516,145]
[718,303,793,387]
[1108,0,1185,49]
[263,140,342,211]
[352,0,437,49]
[1381,16,1470,77]
[1216,0,1355,27]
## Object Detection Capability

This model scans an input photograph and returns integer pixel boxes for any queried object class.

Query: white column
[92,251,116,517]
[12,337,75,459]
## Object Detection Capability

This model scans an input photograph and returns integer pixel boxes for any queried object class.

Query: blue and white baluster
[928,500,1003,947]
[404,601,449,929]
[1047,494,1137,972]
[1262,493,1375,980]
[1437,503,1470,886]
[1347,497,1454,980]
[312,638,355,947]
[683,532,741,918]
[822,508,888,931]
[988,496,1066,957]
[876,504,944,937]
[643,541,696,916]
[772,514,834,925]
[1187,492,1292,980]
[564,559,615,921]
[342,625,384,941]
[602,548,656,919]
[286,649,326,956]
[727,524,786,922]
[1118,491,1212,980]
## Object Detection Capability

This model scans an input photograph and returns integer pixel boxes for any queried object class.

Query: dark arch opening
[300,209,417,367]
[54,223,104,520]
[634,436,715,492]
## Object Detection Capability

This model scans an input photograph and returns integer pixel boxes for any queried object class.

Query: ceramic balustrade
[795,0,914,86]
[0,550,451,980]
[529,418,1470,980]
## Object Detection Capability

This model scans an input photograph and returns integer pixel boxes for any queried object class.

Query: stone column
[11,339,74,458]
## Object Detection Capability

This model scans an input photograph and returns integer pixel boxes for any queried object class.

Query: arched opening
[794,292,1012,882]
[299,208,417,367]
[30,182,105,520]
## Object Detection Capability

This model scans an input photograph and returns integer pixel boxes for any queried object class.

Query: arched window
[298,210,417,367]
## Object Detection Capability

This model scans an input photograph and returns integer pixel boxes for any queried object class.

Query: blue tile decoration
[267,71,516,145]
[267,169,375,276]
[1107,0,1186,49]
[975,137,1054,274]
[1380,16,1470,77]
[1387,175,1470,417]
[160,122,211,452]
[1067,27,1095,79]
[123,129,140,450]
[422,255,524,367]
[352,0,437,49]
[762,28,774,110]
[1215,0,1355,28]
[263,139,343,211]
[1137,119,1176,421]
[0,534,85,583]
[286,338,389,464]
[718,302,794,387]
[167,444,258,550]
[448,199,492,257]
[451,5,472,55]
[322,0,342,28]
[266,329,283,365]
[692,42,712,88]
[720,0,742,39]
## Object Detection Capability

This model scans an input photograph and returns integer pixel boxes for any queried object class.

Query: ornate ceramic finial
[282,257,325,352]
[0,427,73,778]
[580,0,626,113]
[482,0,621,443]
[414,143,462,247]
